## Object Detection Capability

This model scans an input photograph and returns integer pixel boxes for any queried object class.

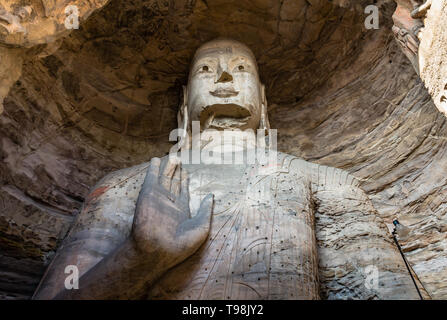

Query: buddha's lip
[209,88,239,98]
[199,103,252,130]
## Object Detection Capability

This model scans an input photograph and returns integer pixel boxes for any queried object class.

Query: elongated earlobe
[177,86,190,149]
[259,84,270,132]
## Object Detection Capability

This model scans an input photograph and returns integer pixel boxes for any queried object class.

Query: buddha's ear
[177,85,190,148]
[183,85,188,107]
[177,85,188,129]
[259,83,270,132]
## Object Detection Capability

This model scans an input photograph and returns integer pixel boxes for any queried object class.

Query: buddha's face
[186,39,263,131]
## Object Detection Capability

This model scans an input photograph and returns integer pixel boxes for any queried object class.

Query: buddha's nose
[215,70,233,83]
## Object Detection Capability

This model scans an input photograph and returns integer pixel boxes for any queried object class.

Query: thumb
[197,193,214,224]
[176,193,214,243]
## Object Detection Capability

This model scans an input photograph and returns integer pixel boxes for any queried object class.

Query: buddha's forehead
[191,39,258,67]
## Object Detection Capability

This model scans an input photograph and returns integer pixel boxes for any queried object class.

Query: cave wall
[0,0,111,113]
[0,0,446,299]
[418,0,447,115]
[392,0,447,116]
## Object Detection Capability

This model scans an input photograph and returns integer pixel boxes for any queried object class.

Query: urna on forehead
[191,39,258,66]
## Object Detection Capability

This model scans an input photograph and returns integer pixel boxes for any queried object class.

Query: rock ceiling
[0,0,446,299]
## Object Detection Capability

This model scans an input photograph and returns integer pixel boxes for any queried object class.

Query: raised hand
[132,156,213,270]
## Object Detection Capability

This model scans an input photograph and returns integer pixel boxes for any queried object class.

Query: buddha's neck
[177,130,275,166]
[191,130,259,153]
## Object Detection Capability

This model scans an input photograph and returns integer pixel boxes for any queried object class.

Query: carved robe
[35,151,420,300]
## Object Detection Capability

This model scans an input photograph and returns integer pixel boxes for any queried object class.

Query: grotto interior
[0,0,446,299]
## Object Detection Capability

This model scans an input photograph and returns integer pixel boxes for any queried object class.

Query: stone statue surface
[33,39,420,300]
[392,0,432,74]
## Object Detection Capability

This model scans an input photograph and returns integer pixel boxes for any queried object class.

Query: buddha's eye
[234,64,247,73]
[197,65,212,74]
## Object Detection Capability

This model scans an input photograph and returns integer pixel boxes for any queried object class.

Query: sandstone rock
[0,0,110,47]
[0,0,110,115]
[418,0,447,115]
[0,47,23,114]
[392,0,447,116]
[0,0,446,299]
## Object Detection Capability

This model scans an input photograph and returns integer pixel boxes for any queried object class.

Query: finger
[179,168,190,202]
[170,165,181,197]
[177,168,191,217]
[143,157,161,187]
[160,157,178,190]
[136,157,161,210]
[162,156,179,178]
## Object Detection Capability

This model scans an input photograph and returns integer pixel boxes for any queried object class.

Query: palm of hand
[132,157,213,269]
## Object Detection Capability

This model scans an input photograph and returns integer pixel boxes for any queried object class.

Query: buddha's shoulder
[86,161,153,200]
[273,151,310,173]
[274,152,361,188]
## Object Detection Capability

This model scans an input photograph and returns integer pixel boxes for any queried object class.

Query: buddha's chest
[147,162,320,300]
[187,162,311,214]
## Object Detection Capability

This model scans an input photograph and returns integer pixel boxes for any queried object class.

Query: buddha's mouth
[209,88,239,98]
[200,104,251,130]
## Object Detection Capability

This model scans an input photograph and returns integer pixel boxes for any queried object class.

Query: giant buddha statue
[33,39,420,300]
